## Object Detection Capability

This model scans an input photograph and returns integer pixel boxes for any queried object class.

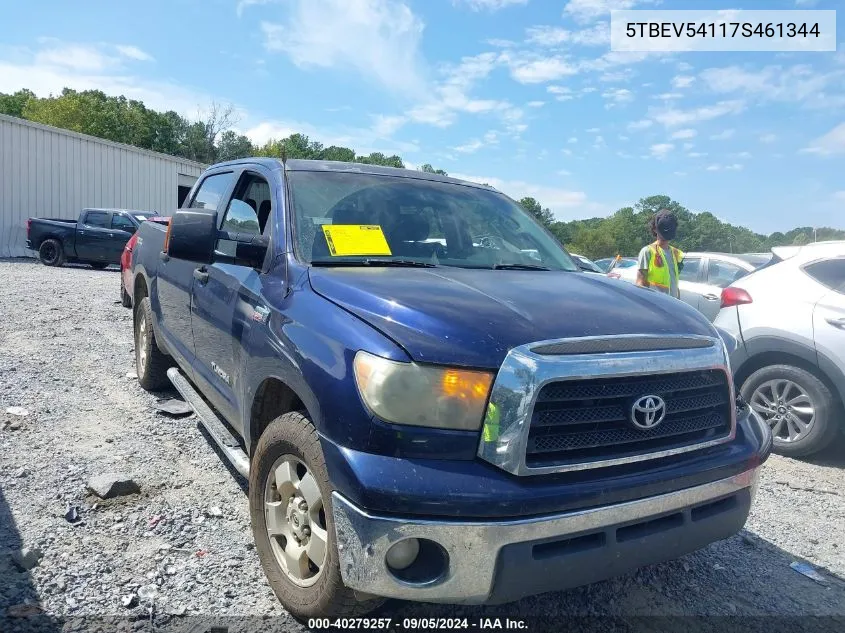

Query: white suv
[714,241,845,456]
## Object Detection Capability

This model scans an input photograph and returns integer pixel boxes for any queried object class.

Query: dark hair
[650,208,677,239]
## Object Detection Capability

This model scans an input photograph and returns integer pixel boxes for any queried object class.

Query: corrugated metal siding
[0,113,205,258]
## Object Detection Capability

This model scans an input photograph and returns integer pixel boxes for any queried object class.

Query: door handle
[193,267,209,284]
[826,317,845,329]
[703,294,720,301]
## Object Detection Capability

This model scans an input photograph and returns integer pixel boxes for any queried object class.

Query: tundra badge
[211,362,231,385]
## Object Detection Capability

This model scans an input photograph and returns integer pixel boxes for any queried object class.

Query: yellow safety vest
[646,241,684,294]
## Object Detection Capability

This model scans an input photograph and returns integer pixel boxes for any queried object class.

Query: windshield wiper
[492,263,551,271]
[311,259,437,268]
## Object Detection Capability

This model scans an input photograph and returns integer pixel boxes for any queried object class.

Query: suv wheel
[133,297,171,390]
[742,364,840,457]
[249,411,383,620]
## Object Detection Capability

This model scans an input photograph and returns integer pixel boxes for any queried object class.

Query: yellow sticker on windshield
[322,225,392,257]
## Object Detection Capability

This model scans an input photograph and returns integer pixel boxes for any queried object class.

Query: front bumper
[333,466,760,604]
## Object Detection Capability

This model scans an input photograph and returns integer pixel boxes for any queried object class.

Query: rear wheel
[742,364,840,457]
[249,411,383,620]
[133,297,171,390]
[38,239,65,267]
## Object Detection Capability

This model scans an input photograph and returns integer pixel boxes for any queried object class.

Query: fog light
[385,538,420,571]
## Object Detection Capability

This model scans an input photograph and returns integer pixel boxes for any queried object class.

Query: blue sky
[0,0,843,233]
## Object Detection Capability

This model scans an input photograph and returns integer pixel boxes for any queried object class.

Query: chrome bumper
[332,467,760,604]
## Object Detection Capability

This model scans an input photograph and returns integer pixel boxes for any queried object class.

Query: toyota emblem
[630,395,667,430]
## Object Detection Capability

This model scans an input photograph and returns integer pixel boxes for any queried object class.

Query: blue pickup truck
[130,158,772,619]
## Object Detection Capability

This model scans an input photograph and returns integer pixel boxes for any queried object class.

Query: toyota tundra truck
[129,158,772,619]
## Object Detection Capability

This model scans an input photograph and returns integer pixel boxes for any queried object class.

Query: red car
[121,216,170,307]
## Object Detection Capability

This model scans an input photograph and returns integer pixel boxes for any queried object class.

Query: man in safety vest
[636,209,684,299]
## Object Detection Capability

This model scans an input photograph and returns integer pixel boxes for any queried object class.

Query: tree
[518,197,555,228]
[217,130,254,161]
[793,232,810,245]
[0,89,35,117]
[419,163,448,175]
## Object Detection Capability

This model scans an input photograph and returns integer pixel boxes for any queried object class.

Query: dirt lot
[1,258,844,632]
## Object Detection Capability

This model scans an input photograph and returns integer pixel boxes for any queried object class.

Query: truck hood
[308,267,717,369]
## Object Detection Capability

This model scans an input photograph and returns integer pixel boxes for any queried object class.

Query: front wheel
[249,411,383,620]
[741,364,840,457]
[38,239,65,267]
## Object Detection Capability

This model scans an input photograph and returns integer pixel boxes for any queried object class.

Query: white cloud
[547,85,575,101]
[699,65,845,109]
[650,143,674,158]
[677,62,693,72]
[454,139,485,153]
[558,169,572,176]
[115,45,154,62]
[586,127,600,133]
[682,142,694,150]
[674,171,687,176]
[651,100,744,127]
[601,88,633,105]
[802,123,845,156]
[671,128,697,140]
[671,75,695,89]
[687,152,707,158]
[563,0,643,23]
[370,114,406,137]
[34,43,116,72]
[525,23,610,47]
[261,0,426,98]
[568,136,578,143]
[453,0,528,10]
[450,172,592,218]
[759,133,777,143]
[237,0,278,17]
[706,163,743,171]
[508,55,579,84]
[710,129,735,141]
[619,135,629,141]
[526,100,545,108]
[833,191,845,201]
[627,118,653,130]
[653,92,682,101]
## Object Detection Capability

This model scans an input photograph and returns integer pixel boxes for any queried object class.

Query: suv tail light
[721,287,752,308]
[26,218,31,236]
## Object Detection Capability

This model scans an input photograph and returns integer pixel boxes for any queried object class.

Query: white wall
[0,114,205,258]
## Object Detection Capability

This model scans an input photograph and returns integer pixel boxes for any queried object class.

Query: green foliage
[550,195,845,260]
[518,197,555,228]
[0,89,35,117]
[419,163,448,175]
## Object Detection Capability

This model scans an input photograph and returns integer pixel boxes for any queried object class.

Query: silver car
[609,251,772,321]
[714,241,845,456]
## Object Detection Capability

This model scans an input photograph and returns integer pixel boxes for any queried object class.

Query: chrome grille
[526,370,732,467]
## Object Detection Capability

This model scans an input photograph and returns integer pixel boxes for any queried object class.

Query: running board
[167,368,250,479]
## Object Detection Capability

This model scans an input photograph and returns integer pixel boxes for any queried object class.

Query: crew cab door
[190,169,275,428]
[156,170,238,371]
[75,210,113,261]
[108,213,139,263]
[808,257,845,380]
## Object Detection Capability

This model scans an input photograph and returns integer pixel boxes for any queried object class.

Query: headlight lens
[353,351,494,430]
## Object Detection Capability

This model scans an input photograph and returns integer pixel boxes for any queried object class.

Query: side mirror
[166,210,218,263]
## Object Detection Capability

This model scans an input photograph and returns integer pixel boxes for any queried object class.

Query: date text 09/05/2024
[308,618,529,630]
[625,22,821,39]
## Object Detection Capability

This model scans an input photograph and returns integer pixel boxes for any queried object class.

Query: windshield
[288,171,578,271]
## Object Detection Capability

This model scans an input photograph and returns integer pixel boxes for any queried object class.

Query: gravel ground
[1,258,844,632]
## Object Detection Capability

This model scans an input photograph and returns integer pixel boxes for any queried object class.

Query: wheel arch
[734,336,845,412]
[248,376,311,456]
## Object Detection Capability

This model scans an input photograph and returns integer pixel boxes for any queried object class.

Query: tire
[133,297,171,390]
[90,262,109,270]
[121,282,132,308]
[741,364,840,457]
[249,411,383,620]
[38,239,65,267]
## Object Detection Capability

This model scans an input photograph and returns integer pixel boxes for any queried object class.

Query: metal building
[0,113,205,258]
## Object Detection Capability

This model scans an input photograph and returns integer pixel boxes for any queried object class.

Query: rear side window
[84,211,110,228]
[804,258,845,293]
[111,215,136,231]
[190,172,236,211]
[679,257,701,282]
[707,260,746,288]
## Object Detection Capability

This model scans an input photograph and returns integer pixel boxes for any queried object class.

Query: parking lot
[1,258,845,630]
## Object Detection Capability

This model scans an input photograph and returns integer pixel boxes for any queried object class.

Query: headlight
[353,351,494,430]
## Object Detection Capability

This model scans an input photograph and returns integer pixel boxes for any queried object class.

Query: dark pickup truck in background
[27,208,155,268]
[129,158,772,620]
